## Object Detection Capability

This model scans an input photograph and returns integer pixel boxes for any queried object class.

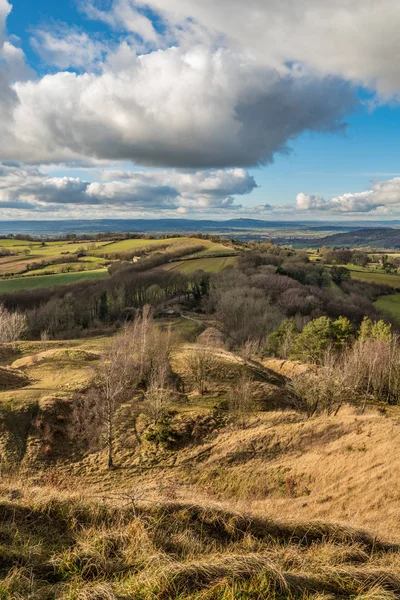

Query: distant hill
[0,218,376,237]
[303,228,400,249]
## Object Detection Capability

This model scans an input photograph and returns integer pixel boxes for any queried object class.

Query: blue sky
[1,0,400,220]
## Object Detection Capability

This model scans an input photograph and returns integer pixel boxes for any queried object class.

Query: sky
[2,1,400,221]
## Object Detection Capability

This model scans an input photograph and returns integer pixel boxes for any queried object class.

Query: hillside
[2,335,400,598]
[304,228,400,249]
[0,235,399,598]
[2,490,400,599]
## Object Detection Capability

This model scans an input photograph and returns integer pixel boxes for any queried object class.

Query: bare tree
[93,332,139,469]
[143,365,172,423]
[290,351,358,418]
[226,375,258,428]
[0,304,27,344]
[184,345,216,395]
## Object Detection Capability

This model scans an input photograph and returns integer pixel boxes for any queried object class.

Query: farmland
[0,269,109,293]
[0,235,239,292]
[162,255,238,273]
[348,268,400,288]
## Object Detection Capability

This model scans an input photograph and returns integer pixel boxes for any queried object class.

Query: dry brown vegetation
[2,485,400,599]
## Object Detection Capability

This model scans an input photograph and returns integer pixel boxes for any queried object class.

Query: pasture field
[375,293,400,323]
[0,269,108,293]
[91,236,237,256]
[162,256,238,273]
[349,269,400,287]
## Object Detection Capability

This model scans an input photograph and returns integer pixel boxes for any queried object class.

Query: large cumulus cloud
[1,45,355,168]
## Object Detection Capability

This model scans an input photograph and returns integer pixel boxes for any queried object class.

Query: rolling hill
[303,228,400,249]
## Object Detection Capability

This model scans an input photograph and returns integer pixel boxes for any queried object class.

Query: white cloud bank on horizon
[0,163,256,216]
[296,178,400,214]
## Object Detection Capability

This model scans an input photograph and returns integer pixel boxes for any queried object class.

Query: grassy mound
[12,348,101,369]
[0,366,30,390]
[0,493,399,599]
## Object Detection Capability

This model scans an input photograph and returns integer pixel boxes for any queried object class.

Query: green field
[349,269,400,288]
[375,294,400,323]
[0,235,241,291]
[92,237,184,254]
[163,256,238,274]
[0,269,108,293]
[92,237,237,256]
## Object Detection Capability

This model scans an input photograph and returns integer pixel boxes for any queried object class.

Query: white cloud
[100,0,400,97]
[0,163,256,215]
[297,178,400,213]
[1,46,355,167]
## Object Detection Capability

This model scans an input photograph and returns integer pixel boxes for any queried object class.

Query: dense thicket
[206,250,394,348]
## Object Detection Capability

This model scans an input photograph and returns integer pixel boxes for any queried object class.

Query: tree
[332,316,354,349]
[92,331,139,469]
[330,266,351,285]
[143,365,172,424]
[184,346,216,395]
[352,251,369,268]
[0,304,27,344]
[358,317,392,342]
[292,316,354,363]
[290,358,356,418]
[264,318,298,358]
[226,375,258,428]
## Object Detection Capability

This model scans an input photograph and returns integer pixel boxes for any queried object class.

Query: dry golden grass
[2,331,400,599]
[261,358,317,378]
[48,405,400,543]
[0,488,400,599]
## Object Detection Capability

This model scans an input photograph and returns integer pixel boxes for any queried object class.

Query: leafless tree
[93,333,139,469]
[143,363,172,423]
[184,345,216,395]
[0,304,27,344]
[290,351,358,418]
[226,375,259,428]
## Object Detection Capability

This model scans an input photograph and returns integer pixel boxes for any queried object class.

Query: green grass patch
[23,260,106,276]
[375,294,400,323]
[350,269,400,287]
[92,237,185,254]
[163,256,238,274]
[0,269,108,293]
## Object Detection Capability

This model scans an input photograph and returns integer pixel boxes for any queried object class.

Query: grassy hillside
[0,235,239,292]
[375,293,400,323]
[163,256,238,273]
[349,269,400,287]
[0,319,400,596]
[1,489,400,599]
